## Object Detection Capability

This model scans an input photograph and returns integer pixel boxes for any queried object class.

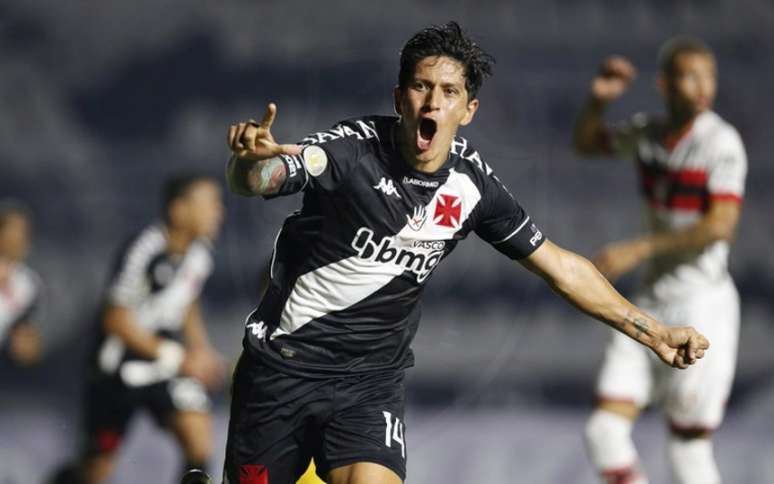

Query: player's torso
[252,118,492,375]
[635,111,735,295]
[300,148,480,282]
[0,264,38,342]
[133,243,211,334]
[95,226,212,375]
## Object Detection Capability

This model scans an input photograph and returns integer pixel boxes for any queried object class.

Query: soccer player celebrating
[50,174,225,484]
[224,23,710,484]
[574,38,746,484]
[0,201,41,367]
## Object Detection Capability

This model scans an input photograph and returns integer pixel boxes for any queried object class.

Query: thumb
[277,144,303,156]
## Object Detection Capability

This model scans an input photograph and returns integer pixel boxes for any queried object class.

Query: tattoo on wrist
[249,157,287,195]
[624,310,652,340]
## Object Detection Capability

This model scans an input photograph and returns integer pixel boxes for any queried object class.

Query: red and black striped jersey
[610,110,747,296]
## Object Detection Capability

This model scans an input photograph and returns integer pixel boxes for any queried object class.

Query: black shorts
[83,372,210,455]
[223,353,407,484]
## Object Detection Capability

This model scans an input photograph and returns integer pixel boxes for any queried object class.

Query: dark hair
[0,199,31,230]
[658,35,714,76]
[162,173,215,222]
[399,21,495,99]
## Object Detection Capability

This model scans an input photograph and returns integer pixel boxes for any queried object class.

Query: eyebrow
[412,77,465,88]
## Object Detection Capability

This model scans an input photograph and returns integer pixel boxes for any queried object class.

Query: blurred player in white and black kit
[0,201,42,367]
[49,174,225,484]
[224,22,710,484]
[574,37,746,484]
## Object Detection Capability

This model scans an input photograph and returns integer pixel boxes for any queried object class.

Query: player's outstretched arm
[226,103,302,197]
[519,240,709,369]
[573,56,636,156]
[592,199,741,281]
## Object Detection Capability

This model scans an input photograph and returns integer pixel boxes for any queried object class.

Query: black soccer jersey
[92,224,213,386]
[244,115,545,377]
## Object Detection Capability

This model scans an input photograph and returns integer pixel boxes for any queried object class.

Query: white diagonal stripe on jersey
[274,256,404,338]
[274,168,483,336]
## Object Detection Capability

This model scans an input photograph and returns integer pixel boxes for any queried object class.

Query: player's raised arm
[573,56,637,156]
[226,103,302,197]
[519,240,709,369]
[592,198,742,281]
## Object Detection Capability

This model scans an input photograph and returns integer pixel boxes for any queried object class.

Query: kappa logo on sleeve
[303,145,328,177]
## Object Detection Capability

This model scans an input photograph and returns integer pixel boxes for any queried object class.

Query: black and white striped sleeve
[106,227,166,307]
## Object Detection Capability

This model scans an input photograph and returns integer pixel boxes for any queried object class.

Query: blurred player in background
[0,201,42,366]
[50,173,226,484]
[222,22,709,484]
[574,37,746,484]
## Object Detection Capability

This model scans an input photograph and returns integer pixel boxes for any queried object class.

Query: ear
[393,86,403,116]
[459,98,479,127]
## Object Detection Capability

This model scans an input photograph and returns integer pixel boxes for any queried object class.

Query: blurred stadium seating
[1,1,773,482]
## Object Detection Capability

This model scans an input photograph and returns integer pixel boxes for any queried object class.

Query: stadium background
[1,1,773,482]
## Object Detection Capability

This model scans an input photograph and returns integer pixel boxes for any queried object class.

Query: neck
[668,108,702,132]
[165,224,194,255]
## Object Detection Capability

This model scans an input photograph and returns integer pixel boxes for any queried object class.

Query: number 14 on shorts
[382,411,406,458]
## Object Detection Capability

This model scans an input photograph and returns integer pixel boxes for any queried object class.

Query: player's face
[663,52,717,118]
[394,55,479,168]
[180,181,224,240]
[0,214,31,261]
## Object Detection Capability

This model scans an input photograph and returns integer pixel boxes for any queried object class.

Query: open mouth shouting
[417,117,437,152]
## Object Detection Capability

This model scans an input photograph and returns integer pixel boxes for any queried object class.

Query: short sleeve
[267,119,372,198]
[475,177,546,260]
[106,230,165,307]
[707,128,747,203]
[10,269,41,327]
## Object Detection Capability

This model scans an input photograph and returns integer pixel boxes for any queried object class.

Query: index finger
[259,102,278,130]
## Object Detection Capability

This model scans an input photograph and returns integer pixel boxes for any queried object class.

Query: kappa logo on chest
[373,177,402,199]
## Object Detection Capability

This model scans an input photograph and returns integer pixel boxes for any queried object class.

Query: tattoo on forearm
[248,157,287,195]
[624,310,652,340]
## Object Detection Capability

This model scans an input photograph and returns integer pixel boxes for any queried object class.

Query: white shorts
[595,280,740,430]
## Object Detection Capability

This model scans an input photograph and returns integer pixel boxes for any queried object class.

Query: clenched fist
[591,56,637,104]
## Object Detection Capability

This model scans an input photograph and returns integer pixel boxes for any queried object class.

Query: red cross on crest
[240,464,269,484]
[433,194,461,228]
